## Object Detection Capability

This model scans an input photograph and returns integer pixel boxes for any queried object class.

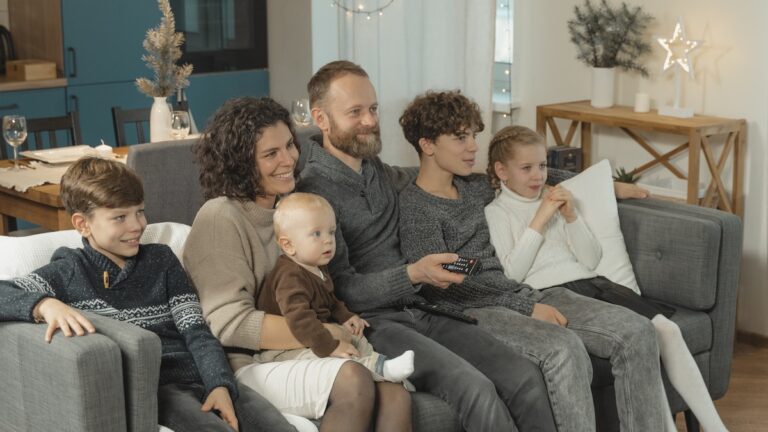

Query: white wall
[267,0,313,109]
[0,0,9,29]
[514,0,768,337]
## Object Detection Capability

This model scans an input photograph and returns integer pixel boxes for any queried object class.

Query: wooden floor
[675,343,768,432]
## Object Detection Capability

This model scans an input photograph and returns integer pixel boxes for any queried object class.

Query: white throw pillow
[0,222,191,280]
[560,159,641,294]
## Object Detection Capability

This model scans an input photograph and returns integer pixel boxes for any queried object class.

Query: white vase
[150,96,171,142]
[590,67,615,108]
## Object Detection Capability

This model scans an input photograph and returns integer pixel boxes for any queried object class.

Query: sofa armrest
[83,312,162,432]
[0,321,127,432]
[618,198,742,397]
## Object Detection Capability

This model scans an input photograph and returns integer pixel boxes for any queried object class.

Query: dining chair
[111,106,150,147]
[1,111,82,159]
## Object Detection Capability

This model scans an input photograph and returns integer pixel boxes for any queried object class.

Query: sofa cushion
[560,159,640,293]
[0,222,191,280]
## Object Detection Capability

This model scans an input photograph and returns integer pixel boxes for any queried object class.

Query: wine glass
[291,98,312,127]
[3,115,27,171]
[169,111,191,140]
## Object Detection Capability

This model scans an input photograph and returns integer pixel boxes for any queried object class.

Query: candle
[634,93,650,113]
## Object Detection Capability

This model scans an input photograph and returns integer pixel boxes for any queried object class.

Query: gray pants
[364,307,557,432]
[468,286,665,432]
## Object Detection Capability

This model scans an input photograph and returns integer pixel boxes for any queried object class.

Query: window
[493,0,515,112]
[170,0,268,73]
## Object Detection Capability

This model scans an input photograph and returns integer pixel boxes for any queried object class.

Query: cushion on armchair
[0,222,191,280]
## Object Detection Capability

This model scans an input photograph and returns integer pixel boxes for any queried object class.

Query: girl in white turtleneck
[484,125,728,432]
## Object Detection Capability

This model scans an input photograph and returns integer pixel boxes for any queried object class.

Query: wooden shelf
[537,100,746,216]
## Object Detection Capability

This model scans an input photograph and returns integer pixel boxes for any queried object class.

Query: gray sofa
[0,157,740,431]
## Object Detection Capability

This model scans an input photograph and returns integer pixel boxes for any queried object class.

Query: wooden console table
[536,100,746,216]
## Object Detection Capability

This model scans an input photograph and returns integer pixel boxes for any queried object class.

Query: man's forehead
[327,74,377,107]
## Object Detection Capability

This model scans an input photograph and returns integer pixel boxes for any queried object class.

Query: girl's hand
[549,185,577,223]
[529,187,564,233]
[342,315,370,337]
[35,298,96,343]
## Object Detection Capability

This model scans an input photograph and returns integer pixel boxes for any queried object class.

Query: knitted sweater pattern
[0,240,237,399]
[398,175,541,316]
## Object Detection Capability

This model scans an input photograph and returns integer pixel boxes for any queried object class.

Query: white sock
[652,315,729,432]
[382,350,415,382]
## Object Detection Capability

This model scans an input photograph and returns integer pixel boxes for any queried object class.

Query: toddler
[258,192,414,385]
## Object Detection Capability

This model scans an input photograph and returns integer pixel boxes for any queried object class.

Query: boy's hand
[531,303,568,327]
[324,323,353,343]
[407,253,466,288]
[330,340,360,358]
[529,188,564,233]
[201,386,238,431]
[549,185,577,223]
[35,298,96,343]
[614,182,650,199]
[342,315,370,336]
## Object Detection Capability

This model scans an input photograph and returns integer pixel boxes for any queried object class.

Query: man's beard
[328,116,382,159]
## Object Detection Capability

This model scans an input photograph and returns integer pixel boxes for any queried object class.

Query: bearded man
[296,60,564,432]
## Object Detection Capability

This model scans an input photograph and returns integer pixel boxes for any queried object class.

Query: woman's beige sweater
[183,197,280,372]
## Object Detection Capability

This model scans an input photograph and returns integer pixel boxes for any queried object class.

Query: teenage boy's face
[280,208,336,267]
[76,204,147,268]
[318,74,381,159]
[499,144,548,199]
[424,128,479,177]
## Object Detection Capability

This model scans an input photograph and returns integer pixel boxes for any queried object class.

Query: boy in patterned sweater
[0,157,295,432]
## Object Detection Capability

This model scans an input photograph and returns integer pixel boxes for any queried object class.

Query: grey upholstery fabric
[0,320,126,431]
[127,138,204,226]
[84,312,162,432]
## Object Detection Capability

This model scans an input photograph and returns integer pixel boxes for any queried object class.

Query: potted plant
[567,0,653,108]
[613,167,641,183]
[136,0,193,142]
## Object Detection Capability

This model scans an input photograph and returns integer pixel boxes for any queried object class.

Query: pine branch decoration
[568,0,654,76]
[136,0,193,98]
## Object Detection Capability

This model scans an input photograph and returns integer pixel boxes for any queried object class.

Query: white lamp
[656,18,702,118]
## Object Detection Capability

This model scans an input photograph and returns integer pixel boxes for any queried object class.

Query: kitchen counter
[0,75,68,92]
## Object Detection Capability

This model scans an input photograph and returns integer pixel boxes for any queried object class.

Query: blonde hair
[486,125,546,190]
[273,192,334,237]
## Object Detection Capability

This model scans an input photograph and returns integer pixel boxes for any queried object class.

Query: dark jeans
[364,307,556,432]
[158,382,297,432]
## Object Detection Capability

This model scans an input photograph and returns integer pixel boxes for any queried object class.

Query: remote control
[442,256,482,276]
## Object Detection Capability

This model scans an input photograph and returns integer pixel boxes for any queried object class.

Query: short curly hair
[398,90,484,155]
[195,97,297,201]
[60,157,144,215]
[486,125,545,190]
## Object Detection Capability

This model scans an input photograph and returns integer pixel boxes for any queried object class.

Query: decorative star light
[657,18,703,76]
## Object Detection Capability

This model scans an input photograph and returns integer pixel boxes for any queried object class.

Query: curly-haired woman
[183,97,411,432]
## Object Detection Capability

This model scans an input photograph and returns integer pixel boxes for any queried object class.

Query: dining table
[0,147,129,235]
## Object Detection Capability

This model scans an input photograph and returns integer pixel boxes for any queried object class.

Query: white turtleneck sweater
[484,183,602,289]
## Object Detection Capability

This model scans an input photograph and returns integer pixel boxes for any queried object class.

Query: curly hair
[195,97,297,201]
[60,157,143,215]
[398,90,484,155]
[307,60,368,108]
[486,125,545,190]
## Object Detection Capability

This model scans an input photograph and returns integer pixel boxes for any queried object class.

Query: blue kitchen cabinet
[186,69,270,130]
[66,82,151,146]
[0,88,67,120]
[61,0,158,86]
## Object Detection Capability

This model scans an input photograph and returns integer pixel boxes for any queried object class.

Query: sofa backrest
[127,138,203,226]
[0,222,191,280]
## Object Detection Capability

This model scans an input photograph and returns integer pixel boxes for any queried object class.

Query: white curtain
[317,0,496,168]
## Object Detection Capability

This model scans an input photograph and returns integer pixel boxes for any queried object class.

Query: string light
[333,0,395,19]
